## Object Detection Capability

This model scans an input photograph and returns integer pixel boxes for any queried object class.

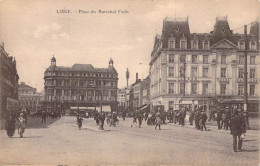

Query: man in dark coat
[41,111,47,124]
[5,113,16,138]
[189,110,194,125]
[98,112,106,130]
[225,107,231,130]
[200,111,208,131]
[230,110,246,152]
[137,113,144,128]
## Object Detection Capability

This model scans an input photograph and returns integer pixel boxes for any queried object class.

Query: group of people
[5,110,27,138]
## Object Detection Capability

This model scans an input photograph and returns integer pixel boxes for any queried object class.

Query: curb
[166,122,258,137]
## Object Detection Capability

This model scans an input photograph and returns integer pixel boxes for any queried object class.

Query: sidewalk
[166,117,259,137]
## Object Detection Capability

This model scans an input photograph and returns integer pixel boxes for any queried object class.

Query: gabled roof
[210,38,238,49]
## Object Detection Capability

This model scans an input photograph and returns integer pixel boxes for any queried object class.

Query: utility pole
[183,59,186,97]
[244,25,250,129]
[126,68,130,87]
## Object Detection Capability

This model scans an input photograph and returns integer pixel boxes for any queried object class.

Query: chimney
[136,73,138,82]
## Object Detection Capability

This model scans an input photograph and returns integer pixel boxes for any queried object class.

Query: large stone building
[0,42,19,119]
[43,56,118,112]
[18,82,43,112]
[149,16,259,112]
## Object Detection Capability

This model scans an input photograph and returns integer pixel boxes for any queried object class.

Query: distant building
[117,86,131,108]
[18,82,43,112]
[150,16,259,112]
[0,42,19,119]
[43,56,118,112]
[132,73,150,110]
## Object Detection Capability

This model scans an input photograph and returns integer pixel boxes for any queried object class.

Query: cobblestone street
[0,116,259,165]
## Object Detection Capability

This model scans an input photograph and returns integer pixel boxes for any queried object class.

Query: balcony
[248,78,258,83]
[217,77,230,83]
[237,78,244,83]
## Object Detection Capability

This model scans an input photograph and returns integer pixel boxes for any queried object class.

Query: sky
[0,0,259,92]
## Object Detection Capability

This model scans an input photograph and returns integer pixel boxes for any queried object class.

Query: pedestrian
[230,110,246,152]
[131,111,138,127]
[174,110,178,124]
[189,110,194,125]
[41,111,47,123]
[180,107,186,126]
[5,112,16,138]
[225,107,231,130]
[216,108,222,129]
[200,111,208,131]
[98,112,105,130]
[77,115,83,130]
[221,110,226,129]
[137,113,143,128]
[18,113,26,138]
[195,110,201,130]
[155,111,162,130]
[110,112,117,127]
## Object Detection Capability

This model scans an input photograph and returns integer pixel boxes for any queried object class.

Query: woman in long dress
[18,113,26,138]
[155,111,162,130]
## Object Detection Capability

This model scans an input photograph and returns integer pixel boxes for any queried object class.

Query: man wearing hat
[200,111,208,131]
[230,109,246,152]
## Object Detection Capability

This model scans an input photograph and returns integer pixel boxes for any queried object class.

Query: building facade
[132,73,150,110]
[18,82,43,112]
[43,57,118,112]
[117,86,131,108]
[150,16,259,112]
[0,42,19,119]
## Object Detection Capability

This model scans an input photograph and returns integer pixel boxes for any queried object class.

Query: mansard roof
[161,17,190,48]
[211,16,233,45]
[19,82,36,91]
[72,64,94,71]
[45,64,117,73]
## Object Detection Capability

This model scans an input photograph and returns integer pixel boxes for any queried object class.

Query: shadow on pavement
[25,117,60,129]
[244,139,257,142]
[9,136,43,139]
[241,149,259,152]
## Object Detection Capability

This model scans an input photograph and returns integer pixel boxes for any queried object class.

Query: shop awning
[96,105,111,112]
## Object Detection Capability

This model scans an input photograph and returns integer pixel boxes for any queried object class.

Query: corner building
[150,16,259,111]
[0,43,19,120]
[44,57,118,112]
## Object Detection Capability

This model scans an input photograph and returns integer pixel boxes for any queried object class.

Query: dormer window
[180,35,187,49]
[170,41,175,48]
[168,35,176,49]
[192,39,198,49]
[250,41,256,50]
[239,41,245,50]
[203,40,209,49]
